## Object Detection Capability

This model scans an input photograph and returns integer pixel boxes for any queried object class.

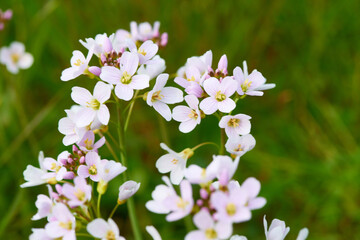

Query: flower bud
[118,181,140,201]
[97,180,108,195]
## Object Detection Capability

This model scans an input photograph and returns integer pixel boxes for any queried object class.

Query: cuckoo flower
[79,33,114,57]
[163,180,193,221]
[200,77,237,115]
[156,143,193,184]
[146,73,183,121]
[32,194,53,221]
[215,54,228,76]
[234,61,275,96]
[138,55,166,80]
[130,21,161,42]
[0,41,33,74]
[60,50,92,81]
[30,229,52,240]
[219,114,251,138]
[58,107,87,146]
[185,209,232,240]
[45,203,76,240]
[128,39,159,65]
[240,177,266,210]
[225,134,256,157]
[146,226,162,240]
[78,130,105,152]
[146,176,177,214]
[172,95,202,133]
[42,151,72,182]
[62,176,92,208]
[0,9,12,31]
[208,155,240,186]
[175,66,204,97]
[100,52,150,101]
[87,218,125,240]
[118,180,141,202]
[77,152,104,182]
[230,236,248,240]
[211,188,251,223]
[71,81,111,127]
[263,216,290,240]
[99,160,126,183]
[184,162,217,185]
[180,50,213,76]
[21,151,48,188]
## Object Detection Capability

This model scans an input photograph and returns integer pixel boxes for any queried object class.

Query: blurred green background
[0,0,359,239]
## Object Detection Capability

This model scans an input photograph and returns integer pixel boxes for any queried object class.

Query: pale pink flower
[42,151,72,182]
[263,216,290,240]
[45,203,76,240]
[172,95,201,133]
[230,235,248,240]
[78,130,105,152]
[240,177,266,210]
[137,55,166,80]
[79,33,114,57]
[99,160,126,183]
[185,209,232,240]
[174,66,204,98]
[30,228,52,240]
[146,73,183,121]
[163,180,193,221]
[225,134,256,157]
[219,114,251,138]
[146,226,162,240]
[118,180,141,201]
[71,81,111,127]
[87,218,125,240]
[184,163,217,185]
[21,151,48,188]
[156,143,193,184]
[100,52,150,101]
[297,228,309,240]
[199,77,237,115]
[58,107,87,146]
[128,39,159,64]
[216,54,228,76]
[146,176,177,214]
[208,155,240,186]
[211,188,251,223]
[60,50,92,81]
[181,50,213,76]
[62,176,92,208]
[0,41,33,74]
[234,61,275,96]
[130,21,161,42]
[77,152,105,182]
[32,194,53,220]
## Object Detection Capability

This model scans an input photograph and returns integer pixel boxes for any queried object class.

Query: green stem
[99,132,120,163]
[109,203,120,219]
[184,215,194,232]
[191,142,219,151]
[115,99,143,240]
[219,128,226,155]
[124,90,140,132]
[97,193,102,218]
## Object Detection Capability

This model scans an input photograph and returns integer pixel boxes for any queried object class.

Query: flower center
[59,221,72,230]
[188,109,198,119]
[215,91,226,102]
[87,99,100,110]
[176,198,189,209]
[201,168,206,178]
[74,189,86,201]
[171,159,178,164]
[138,49,147,56]
[151,90,163,102]
[11,53,20,63]
[51,163,61,172]
[226,203,237,216]
[106,230,116,240]
[84,138,93,149]
[227,118,240,128]
[89,165,97,175]
[241,79,252,92]
[234,144,243,152]
[74,59,83,66]
[187,76,195,82]
[121,71,132,84]
[205,228,217,239]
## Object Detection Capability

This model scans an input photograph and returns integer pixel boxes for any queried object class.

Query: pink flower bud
[59,158,67,165]
[72,145,79,152]
[197,199,203,206]
[3,10,13,20]
[200,188,208,199]
[160,33,168,47]
[63,171,75,179]
[79,156,85,164]
[218,170,229,186]
[103,37,113,53]
[88,66,101,76]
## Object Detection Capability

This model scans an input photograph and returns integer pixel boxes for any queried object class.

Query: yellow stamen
[176,198,189,209]
[241,79,252,92]
[226,203,237,216]
[205,228,217,239]
[234,144,243,152]
[59,221,72,230]
[188,109,198,119]
[151,90,163,102]
[187,76,195,82]
[227,118,240,128]
[74,189,86,201]
[106,230,116,240]
[89,165,97,175]
[171,159,178,164]
[86,99,100,110]
[121,71,132,84]
[84,139,93,149]
[74,59,83,66]
[11,53,20,63]
[215,91,226,102]
[138,49,147,56]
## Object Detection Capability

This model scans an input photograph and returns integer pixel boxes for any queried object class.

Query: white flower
[0,41,33,74]
[219,114,251,138]
[263,216,290,240]
[146,176,176,214]
[296,228,309,240]
[29,228,52,240]
[137,55,166,80]
[127,39,159,65]
[146,73,183,121]
[99,160,127,183]
[225,134,256,157]
[230,235,247,240]
[45,203,76,240]
[32,194,53,221]
[118,180,141,201]
[71,81,111,127]
[234,61,275,96]
[155,143,193,185]
[60,50,92,81]
[79,33,114,57]
[172,95,202,133]
[146,226,162,240]
[21,151,48,188]
[87,218,125,240]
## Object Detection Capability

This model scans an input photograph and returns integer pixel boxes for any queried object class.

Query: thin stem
[109,203,120,219]
[124,90,140,132]
[191,142,219,151]
[115,99,143,240]
[97,193,102,218]
[219,128,226,155]
[98,132,120,163]
[76,233,93,238]
[184,215,194,232]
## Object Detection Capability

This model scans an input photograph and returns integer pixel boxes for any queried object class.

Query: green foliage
[0,0,359,239]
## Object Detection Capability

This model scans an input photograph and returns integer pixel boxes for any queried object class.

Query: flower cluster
[0,8,12,30]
